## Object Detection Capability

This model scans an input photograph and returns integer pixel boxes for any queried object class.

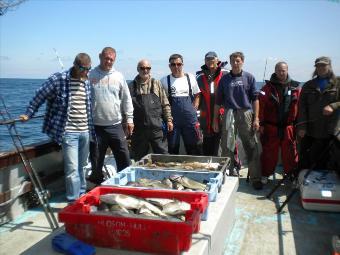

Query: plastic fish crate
[136,154,230,185]
[298,169,340,212]
[102,167,222,202]
[59,186,208,255]
[102,167,221,220]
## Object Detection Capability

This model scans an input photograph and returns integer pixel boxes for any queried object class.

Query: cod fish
[109,204,130,214]
[144,160,220,171]
[170,175,207,191]
[137,207,158,217]
[146,198,175,208]
[161,178,173,189]
[99,193,167,217]
[162,200,191,216]
[139,178,169,189]
[172,182,185,190]
[182,161,219,170]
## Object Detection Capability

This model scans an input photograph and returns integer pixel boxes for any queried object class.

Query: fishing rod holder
[0,95,59,230]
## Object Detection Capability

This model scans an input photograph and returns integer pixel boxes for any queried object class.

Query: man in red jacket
[259,62,300,182]
[196,51,228,156]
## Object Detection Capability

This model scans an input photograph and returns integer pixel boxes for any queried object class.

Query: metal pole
[262,58,268,82]
[0,95,59,230]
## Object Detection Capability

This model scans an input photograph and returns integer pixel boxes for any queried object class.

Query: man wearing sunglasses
[128,59,173,160]
[160,54,201,155]
[88,47,133,185]
[20,53,95,202]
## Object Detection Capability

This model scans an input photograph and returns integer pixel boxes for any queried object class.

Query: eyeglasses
[139,66,151,71]
[170,63,183,67]
[77,64,91,72]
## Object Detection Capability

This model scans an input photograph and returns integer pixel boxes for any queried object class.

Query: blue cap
[205,51,218,59]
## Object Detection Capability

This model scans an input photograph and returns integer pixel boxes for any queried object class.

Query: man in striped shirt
[20,53,95,202]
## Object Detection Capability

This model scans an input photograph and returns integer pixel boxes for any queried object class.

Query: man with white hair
[129,59,173,160]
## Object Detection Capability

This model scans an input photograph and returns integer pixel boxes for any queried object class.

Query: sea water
[0,78,47,152]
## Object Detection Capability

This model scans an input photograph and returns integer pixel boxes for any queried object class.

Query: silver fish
[146,198,175,208]
[162,200,191,216]
[161,178,173,189]
[138,178,170,189]
[137,207,158,217]
[140,201,167,217]
[109,204,130,214]
[144,161,219,171]
[170,175,207,191]
[172,182,185,190]
[99,193,167,217]
[100,193,141,209]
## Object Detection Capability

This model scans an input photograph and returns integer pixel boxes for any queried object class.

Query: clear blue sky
[0,0,340,82]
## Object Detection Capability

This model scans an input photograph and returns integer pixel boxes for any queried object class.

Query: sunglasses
[139,66,151,70]
[77,64,91,72]
[170,63,183,67]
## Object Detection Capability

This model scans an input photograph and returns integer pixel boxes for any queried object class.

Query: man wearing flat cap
[196,51,229,156]
[297,56,340,170]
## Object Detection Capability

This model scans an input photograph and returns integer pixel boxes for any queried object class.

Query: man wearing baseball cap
[196,51,228,156]
[297,56,340,170]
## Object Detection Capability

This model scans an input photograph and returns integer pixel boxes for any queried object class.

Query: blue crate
[136,154,230,186]
[102,167,223,220]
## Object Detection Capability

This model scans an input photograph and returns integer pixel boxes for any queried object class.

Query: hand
[127,123,134,137]
[298,129,306,138]
[259,126,264,135]
[167,121,174,132]
[19,114,29,122]
[252,119,260,131]
[212,119,219,133]
[323,105,334,116]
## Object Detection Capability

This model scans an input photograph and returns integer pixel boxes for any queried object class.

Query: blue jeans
[62,132,90,201]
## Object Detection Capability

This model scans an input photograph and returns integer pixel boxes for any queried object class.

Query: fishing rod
[53,48,64,70]
[262,57,277,84]
[0,94,59,230]
[262,58,268,83]
[0,114,44,125]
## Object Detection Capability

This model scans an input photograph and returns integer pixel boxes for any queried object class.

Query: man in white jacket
[88,47,134,184]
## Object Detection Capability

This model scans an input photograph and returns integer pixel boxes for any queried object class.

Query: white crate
[299,169,340,212]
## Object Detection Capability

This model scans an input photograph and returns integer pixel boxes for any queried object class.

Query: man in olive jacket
[129,59,173,160]
[297,56,340,170]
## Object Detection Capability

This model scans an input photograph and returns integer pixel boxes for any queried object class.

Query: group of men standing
[20,47,340,201]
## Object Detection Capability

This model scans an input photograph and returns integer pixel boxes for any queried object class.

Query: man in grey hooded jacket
[88,47,134,184]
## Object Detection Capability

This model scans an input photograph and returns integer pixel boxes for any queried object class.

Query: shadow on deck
[224,168,340,255]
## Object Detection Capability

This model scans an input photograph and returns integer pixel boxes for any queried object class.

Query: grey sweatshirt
[89,66,134,126]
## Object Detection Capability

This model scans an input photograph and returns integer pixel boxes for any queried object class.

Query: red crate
[58,186,208,255]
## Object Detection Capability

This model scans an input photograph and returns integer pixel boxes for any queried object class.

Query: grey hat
[315,56,331,66]
[205,51,218,59]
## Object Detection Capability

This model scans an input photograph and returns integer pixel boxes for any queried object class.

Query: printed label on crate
[321,190,332,197]
[97,219,148,231]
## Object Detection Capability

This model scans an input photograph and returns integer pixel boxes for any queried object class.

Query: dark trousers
[202,132,221,156]
[89,124,131,184]
[298,135,332,170]
[131,128,168,161]
[169,97,200,155]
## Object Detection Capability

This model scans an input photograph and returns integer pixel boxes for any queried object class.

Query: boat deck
[0,168,339,255]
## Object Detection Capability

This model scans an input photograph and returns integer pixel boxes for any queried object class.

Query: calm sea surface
[0,78,48,152]
[0,78,264,152]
